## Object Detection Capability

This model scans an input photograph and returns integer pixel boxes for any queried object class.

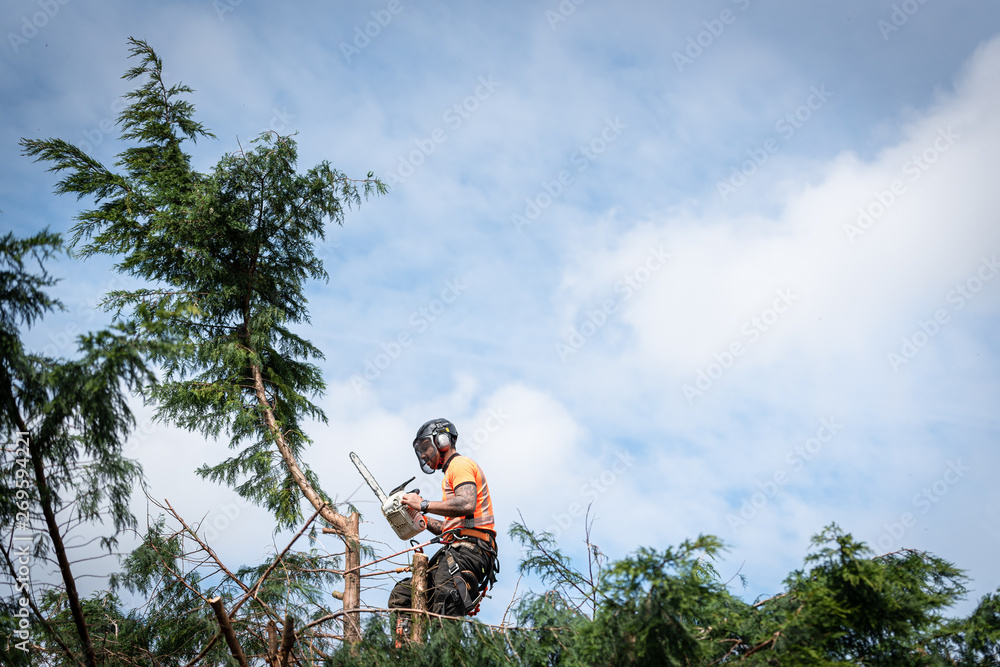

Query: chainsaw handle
[389,476,416,496]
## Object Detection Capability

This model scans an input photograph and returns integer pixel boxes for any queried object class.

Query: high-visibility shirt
[440,454,495,537]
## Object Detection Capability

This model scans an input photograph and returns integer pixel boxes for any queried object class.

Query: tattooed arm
[403,484,476,535]
[424,516,445,535]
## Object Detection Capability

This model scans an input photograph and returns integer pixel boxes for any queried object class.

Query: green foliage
[0,599,32,666]
[509,520,601,619]
[758,525,969,665]
[0,229,63,332]
[0,229,63,526]
[322,521,992,667]
[33,589,157,666]
[21,37,386,530]
[0,230,158,666]
[328,615,564,667]
[97,513,353,665]
[941,591,1000,665]
[575,536,735,666]
[0,229,153,548]
[106,520,223,663]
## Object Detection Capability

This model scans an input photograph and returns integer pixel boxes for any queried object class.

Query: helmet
[413,419,458,474]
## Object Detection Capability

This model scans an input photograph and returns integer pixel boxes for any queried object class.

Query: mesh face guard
[414,438,436,474]
[412,419,459,474]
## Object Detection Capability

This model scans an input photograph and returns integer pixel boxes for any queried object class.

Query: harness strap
[443,551,476,613]
[461,514,494,528]
[450,538,500,602]
[456,527,495,544]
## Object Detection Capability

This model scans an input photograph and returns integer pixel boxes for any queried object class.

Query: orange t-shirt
[441,455,495,538]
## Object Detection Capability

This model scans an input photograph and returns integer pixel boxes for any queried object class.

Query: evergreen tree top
[21,37,386,531]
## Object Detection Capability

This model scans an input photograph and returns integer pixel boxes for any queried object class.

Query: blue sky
[3,0,1000,625]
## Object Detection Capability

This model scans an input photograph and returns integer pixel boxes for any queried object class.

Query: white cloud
[536,34,1000,605]
[558,36,1000,399]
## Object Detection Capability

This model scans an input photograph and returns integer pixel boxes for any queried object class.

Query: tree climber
[388,418,499,624]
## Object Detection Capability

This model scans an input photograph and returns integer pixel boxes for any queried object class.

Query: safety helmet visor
[413,438,436,474]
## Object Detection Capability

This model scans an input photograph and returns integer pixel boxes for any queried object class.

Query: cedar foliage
[322,521,999,666]
[1,230,156,667]
[20,37,384,532]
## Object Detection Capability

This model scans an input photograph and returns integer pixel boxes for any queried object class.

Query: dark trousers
[388,539,496,617]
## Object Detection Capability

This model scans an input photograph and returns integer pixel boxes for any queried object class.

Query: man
[388,418,499,619]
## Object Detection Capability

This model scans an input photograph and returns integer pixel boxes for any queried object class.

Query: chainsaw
[349,451,426,540]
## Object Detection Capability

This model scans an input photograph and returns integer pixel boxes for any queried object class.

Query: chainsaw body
[350,451,426,540]
[381,492,426,541]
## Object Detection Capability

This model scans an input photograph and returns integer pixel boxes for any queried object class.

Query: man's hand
[401,493,423,511]
[401,493,443,534]
[402,485,474,516]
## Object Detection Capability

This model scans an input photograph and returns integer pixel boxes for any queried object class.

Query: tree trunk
[266,620,279,666]
[22,418,98,667]
[411,552,430,643]
[342,512,362,644]
[249,363,351,534]
[249,352,363,644]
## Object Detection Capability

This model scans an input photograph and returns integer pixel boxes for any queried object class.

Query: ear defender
[413,419,459,473]
[435,429,453,450]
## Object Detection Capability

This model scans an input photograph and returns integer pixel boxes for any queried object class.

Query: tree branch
[208,597,249,667]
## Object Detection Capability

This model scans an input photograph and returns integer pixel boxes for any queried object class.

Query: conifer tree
[1,230,153,666]
[22,36,385,643]
[21,39,385,642]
